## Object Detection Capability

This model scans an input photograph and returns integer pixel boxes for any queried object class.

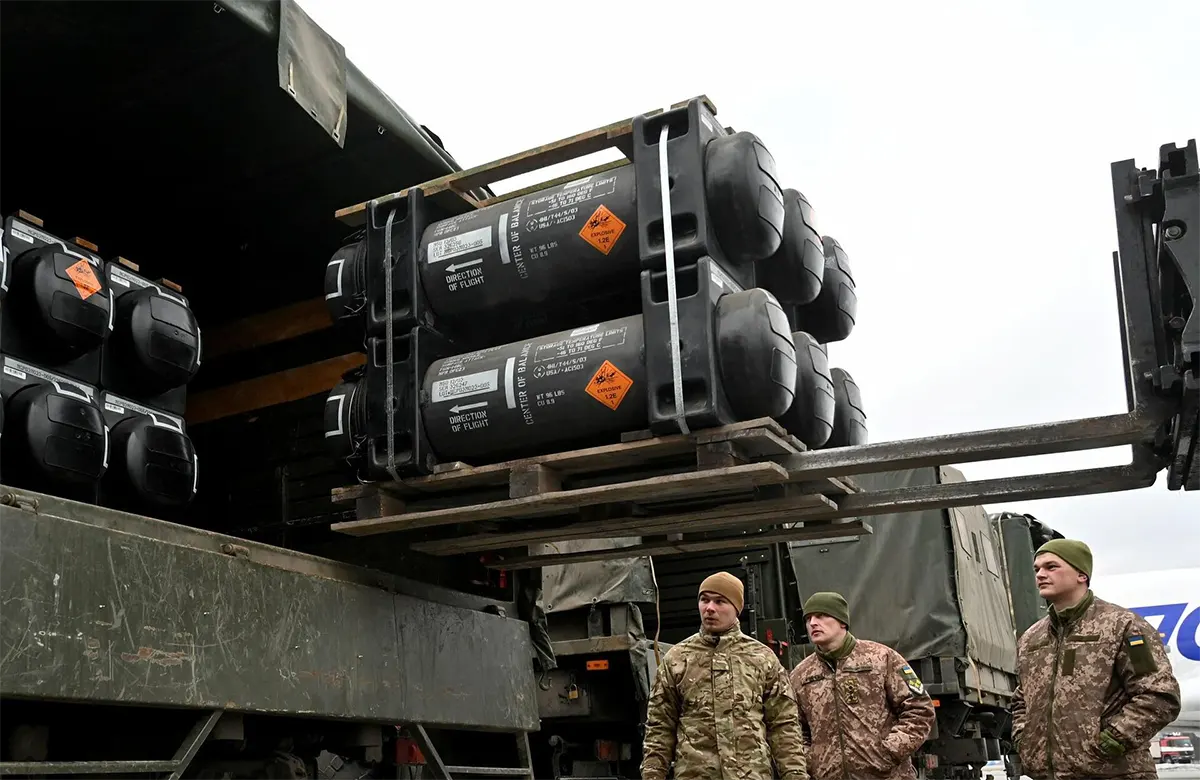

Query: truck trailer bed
[0,487,538,732]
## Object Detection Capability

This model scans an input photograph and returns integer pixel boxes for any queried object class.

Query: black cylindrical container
[776,333,835,449]
[791,236,857,344]
[826,367,867,448]
[326,133,786,337]
[110,288,201,393]
[418,164,640,328]
[420,315,649,462]
[418,288,796,463]
[107,417,197,507]
[755,189,824,306]
[8,246,112,361]
[2,384,107,487]
[324,288,795,465]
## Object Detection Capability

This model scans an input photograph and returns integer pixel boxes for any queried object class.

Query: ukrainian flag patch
[900,664,926,696]
[1126,632,1158,675]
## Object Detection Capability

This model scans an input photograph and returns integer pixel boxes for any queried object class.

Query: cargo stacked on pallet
[0,211,201,512]
[325,97,867,490]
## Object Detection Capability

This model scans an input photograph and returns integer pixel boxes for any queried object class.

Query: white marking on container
[498,212,511,264]
[325,392,346,437]
[431,368,499,403]
[325,257,345,300]
[427,225,492,264]
[504,357,517,409]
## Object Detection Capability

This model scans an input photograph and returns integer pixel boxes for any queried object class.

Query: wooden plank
[356,491,406,520]
[330,461,789,536]
[332,484,373,503]
[389,417,786,495]
[490,519,871,570]
[509,464,563,499]
[473,159,631,209]
[335,95,716,226]
[186,353,364,425]
[335,122,632,226]
[715,427,802,459]
[411,493,837,556]
[696,441,743,469]
[204,298,332,360]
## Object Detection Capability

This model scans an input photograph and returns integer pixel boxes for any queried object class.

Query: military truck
[2,1,1196,779]
[533,474,1066,779]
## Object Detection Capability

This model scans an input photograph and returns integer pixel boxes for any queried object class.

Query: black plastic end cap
[792,235,857,344]
[110,417,197,507]
[825,367,867,448]
[755,188,824,306]
[325,242,367,324]
[716,288,797,420]
[705,132,785,264]
[4,384,107,484]
[324,379,363,459]
[775,331,835,449]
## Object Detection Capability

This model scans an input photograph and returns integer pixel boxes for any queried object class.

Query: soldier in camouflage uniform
[1012,538,1181,779]
[788,592,936,780]
[640,571,808,780]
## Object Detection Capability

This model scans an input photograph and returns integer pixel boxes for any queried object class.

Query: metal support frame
[1110,140,1198,492]
[0,710,221,778]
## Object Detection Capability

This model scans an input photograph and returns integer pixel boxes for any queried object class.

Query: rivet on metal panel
[0,492,39,512]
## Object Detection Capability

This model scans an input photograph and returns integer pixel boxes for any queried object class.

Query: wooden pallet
[494,518,872,571]
[329,418,858,550]
[334,95,718,226]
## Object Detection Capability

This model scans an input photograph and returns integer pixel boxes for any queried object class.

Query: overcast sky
[301,0,1199,577]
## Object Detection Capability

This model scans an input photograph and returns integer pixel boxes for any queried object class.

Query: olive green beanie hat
[803,591,851,628]
[1036,538,1093,579]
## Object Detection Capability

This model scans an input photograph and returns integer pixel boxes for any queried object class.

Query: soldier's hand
[1098,729,1126,757]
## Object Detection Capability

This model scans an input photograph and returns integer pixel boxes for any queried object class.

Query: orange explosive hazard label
[579,204,627,256]
[585,359,634,411]
[65,259,103,300]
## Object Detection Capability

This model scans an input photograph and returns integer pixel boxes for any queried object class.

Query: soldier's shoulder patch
[899,663,926,696]
[1125,629,1159,676]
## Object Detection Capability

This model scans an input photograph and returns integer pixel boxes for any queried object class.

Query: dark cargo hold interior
[0,1,472,565]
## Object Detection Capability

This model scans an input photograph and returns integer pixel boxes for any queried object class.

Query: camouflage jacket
[641,623,808,780]
[1011,591,1181,779]
[788,636,936,780]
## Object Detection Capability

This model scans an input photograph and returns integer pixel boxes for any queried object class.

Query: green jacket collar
[1049,589,1095,634]
[819,632,857,667]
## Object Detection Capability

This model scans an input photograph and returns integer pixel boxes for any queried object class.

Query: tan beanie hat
[699,572,744,614]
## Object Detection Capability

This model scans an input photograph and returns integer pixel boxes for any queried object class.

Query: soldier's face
[699,592,738,632]
[806,613,847,649]
[1034,553,1087,600]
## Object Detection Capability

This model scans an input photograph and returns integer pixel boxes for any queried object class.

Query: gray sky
[302,0,1200,577]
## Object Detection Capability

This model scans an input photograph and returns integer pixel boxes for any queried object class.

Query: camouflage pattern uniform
[1012,590,1181,779]
[789,636,936,780]
[641,623,808,780]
